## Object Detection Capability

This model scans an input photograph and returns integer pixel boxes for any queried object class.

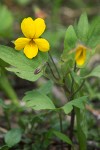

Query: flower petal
[76,56,85,66]
[21,17,35,38]
[75,48,82,60]
[14,37,31,50]
[34,38,50,52]
[24,42,38,59]
[34,18,46,38]
[75,45,86,66]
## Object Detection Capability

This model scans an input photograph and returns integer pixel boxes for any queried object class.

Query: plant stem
[69,109,75,140]
[47,62,59,80]
[68,63,76,150]
[69,63,76,100]
[48,51,61,79]
[71,80,85,99]
[59,110,64,150]
[63,78,70,94]
[68,64,86,150]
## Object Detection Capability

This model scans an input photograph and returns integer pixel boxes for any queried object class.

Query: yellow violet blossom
[75,44,86,66]
[14,17,50,59]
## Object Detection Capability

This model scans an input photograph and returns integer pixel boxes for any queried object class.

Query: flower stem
[47,62,59,80]
[63,78,70,94]
[70,80,85,99]
[68,64,85,150]
[48,51,61,79]
[69,63,76,100]
[68,63,76,150]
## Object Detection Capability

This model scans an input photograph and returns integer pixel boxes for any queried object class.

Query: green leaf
[87,16,100,48]
[64,25,78,52]
[0,45,48,81]
[23,90,55,110]
[39,80,53,94]
[4,128,22,147]
[77,12,89,43]
[62,96,87,114]
[0,5,13,37]
[62,25,78,61]
[84,65,100,78]
[71,71,81,85]
[53,130,72,145]
[62,103,73,114]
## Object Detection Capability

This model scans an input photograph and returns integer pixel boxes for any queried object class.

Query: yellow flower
[75,44,86,66]
[14,17,50,59]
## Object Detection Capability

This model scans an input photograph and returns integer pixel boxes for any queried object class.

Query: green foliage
[0,59,9,68]
[61,13,100,72]
[61,25,78,77]
[87,16,100,48]
[4,128,22,147]
[61,12,100,88]
[84,65,100,78]
[0,5,13,38]
[61,25,78,61]
[23,80,55,110]
[85,81,100,100]
[0,45,48,81]
[62,96,87,114]
[0,7,99,150]
[77,12,89,43]
[61,12,95,78]
[23,90,55,110]
[71,71,81,85]
[53,130,72,145]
